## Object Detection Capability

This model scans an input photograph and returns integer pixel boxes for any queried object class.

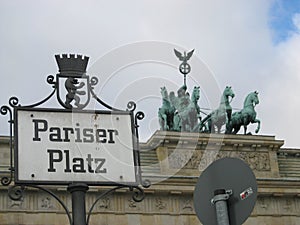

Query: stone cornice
[142,131,284,151]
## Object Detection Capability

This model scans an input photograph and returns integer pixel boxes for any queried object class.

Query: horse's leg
[173,114,181,131]
[208,120,215,133]
[169,114,174,131]
[218,115,226,133]
[158,111,163,130]
[234,127,240,134]
[158,112,168,131]
[186,115,192,132]
[225,120,232,134]
[233,125,241,134]
[159,117,162,130]
[163,114,168,130]
[243,125,247,135]
[217,125,221,133]
[191,111,198,132]
[226,109,232,122]
[207,119,211,132]
[242,116,249,134]
[225,125,230,134]
[252,119,261,133]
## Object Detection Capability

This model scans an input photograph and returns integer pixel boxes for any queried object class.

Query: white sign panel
[15,108,139,185]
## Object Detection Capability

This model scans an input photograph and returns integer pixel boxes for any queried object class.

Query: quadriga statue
[158,85,260,135]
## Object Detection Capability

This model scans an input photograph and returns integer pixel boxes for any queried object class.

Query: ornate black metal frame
[6,182,150,225]
[0,55,151,225]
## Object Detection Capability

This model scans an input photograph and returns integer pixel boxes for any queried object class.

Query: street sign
[14,107,139,185]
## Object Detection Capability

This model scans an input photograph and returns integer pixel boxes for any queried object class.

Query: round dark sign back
[193,157,257,225]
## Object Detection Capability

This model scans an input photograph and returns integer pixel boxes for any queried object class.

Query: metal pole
[211,189,232,225]
[67,183,89,225]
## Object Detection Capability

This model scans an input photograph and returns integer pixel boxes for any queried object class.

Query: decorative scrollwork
[0,104,14,186]
[47,75,56,85]
[5,76,57,109]
[131,186,145,202]
[1,176,12,186]
[127,101,136,112]
[87,186,123,225]
[90,76,98,86]
[0,105,11,116]
[9,96,19,107]
[7,184,72,224]
[142,179,151,188]
[8,185,25,201]
[22,88,56,108]
[29,184,72,224]
[135,111,145,121]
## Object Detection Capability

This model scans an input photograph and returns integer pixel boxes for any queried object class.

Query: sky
[1,0,300,147]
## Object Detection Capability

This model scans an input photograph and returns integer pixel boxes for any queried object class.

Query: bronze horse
[226,91,260,134]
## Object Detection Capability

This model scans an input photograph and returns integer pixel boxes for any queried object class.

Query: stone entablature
[1,133,300,224]
[1,180,300,225]
[278,148,300,178]
[142,131,284,179]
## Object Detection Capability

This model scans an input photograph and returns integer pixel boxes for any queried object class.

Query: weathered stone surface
[142,131,283,179]
[0,132,300,224]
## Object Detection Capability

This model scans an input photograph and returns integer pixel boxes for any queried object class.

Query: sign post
[0,54,150,225]
[67,183,89,225]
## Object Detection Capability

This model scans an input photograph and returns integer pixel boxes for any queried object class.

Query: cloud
[292,13,300,31]
[263,22,300,147]
[1,1,300,147]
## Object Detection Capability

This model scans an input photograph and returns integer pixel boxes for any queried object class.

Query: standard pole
[67,183,89,225]
[211,189,231,225]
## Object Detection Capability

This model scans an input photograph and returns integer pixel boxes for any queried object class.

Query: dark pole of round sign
[193,157,257,225]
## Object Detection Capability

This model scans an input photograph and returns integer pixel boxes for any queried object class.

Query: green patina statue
[198,86,235,133]
[226,91,260,135]
[158,85,201,132]
[177,85,200,132]
[158,85,260,135]
[158,87,175,131]
[208,86,235,133]
[158,48,261,135]
[158,86,260,135]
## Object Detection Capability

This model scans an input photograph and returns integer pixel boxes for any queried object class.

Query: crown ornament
[55,54,89,76]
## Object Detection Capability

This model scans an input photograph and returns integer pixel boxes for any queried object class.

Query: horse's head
[160,86,169,100]
[244,91,259,108]
[252,91,259,105]
[224,86,235,99]
[192,86,200,101]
